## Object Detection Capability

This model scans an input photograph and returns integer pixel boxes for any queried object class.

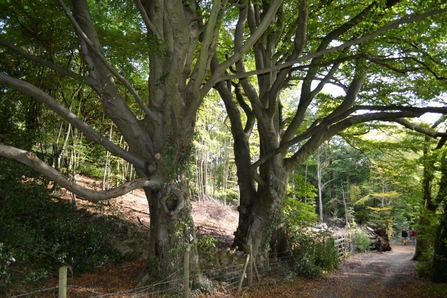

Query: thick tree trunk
[233,158,289,267]
[138,181,197,285]
[67,0,208,285]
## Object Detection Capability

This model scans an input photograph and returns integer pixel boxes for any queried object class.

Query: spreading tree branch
[0,144,162,201]
[394,118,447,138]
[58,0,156,121]
[253,107,447,170]
[211,7,447,85]
[0,73,146,171]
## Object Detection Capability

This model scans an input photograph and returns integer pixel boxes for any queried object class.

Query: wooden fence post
[237,254,250,293]
[58,266,67,298]
[184,245,190,298]
[247,244,253,287]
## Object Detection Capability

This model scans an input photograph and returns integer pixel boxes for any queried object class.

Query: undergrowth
[0,159,135,295]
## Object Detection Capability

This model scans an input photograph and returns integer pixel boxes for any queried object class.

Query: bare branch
[0,144,162,201]
[58,0,156,121]
[133,0,162,40]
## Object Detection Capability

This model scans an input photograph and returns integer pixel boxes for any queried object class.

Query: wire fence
[8,233,360,298]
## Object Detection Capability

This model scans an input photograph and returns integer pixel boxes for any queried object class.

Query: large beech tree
[212,0,447,266]
[0,0,248,281]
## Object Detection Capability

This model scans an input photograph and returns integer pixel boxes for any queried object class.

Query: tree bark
[414,135,447,261]
[233,155,289,265]
[430,205,447,283]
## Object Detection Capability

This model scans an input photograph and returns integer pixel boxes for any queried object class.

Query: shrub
[284,224,340,278]
[197,235,218,265]
[314,238,340,271]
[413,210,439,278]
[278,195,340,278]
[0,242,15,293]
[355,231,372,252]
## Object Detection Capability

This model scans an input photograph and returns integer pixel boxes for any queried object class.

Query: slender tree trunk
[317,147,324,222]
[223,137,230,205]
[341,182,349,226]
[103,122,113,190]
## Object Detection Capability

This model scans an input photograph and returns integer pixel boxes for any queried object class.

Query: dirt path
[300,245,417,298]
[254,244,431,298]
[249,244,440,298]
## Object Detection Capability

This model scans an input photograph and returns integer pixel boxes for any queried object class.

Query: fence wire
[9,286,58,298]
[9,233,357,297]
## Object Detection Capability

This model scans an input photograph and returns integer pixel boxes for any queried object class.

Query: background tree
[310,137,372,225]
[193,93,238,204]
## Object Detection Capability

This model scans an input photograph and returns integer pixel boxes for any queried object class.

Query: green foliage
[413,283,447,298]
[0,159,132,293]
[0,242,15,291]
[354,231,372,252]
[314,237,340,272]
[283,197,319,226]
[284,172,318,226]
[280,183,339,278]
[416,210,440,278]
[287,173,318,202]
[417,244,435,278]
[286,226,340,278]
[197,235,218,265]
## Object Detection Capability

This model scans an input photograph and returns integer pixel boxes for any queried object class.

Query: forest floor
[51,175,446,297]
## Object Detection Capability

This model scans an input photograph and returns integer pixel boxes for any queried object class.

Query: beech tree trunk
[141,173,196,283]
[233,155,289,265]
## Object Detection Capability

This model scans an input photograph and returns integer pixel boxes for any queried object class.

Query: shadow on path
[295,245,420,298]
